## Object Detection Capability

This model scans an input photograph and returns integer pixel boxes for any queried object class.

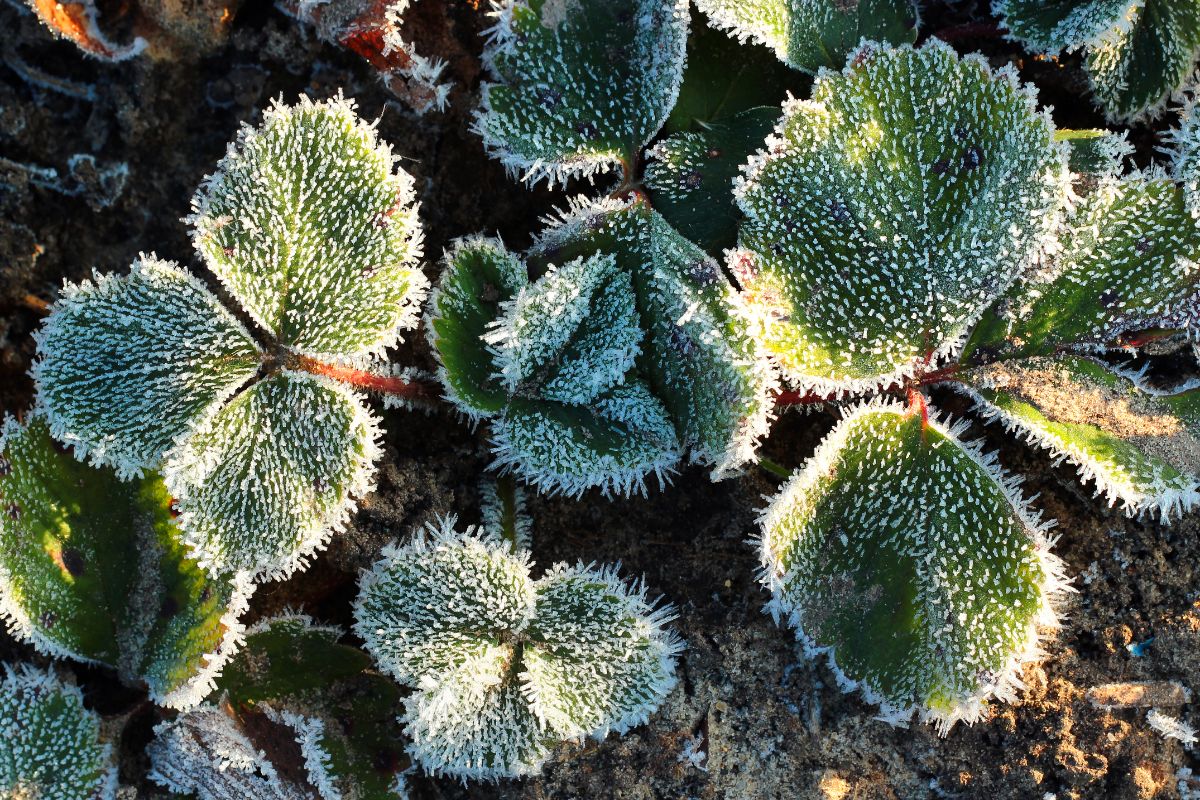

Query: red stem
[293,355,440,401]
[772,365,962,408]
[774,389,834,407]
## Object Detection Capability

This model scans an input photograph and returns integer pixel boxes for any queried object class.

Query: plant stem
[758,457,792,479]
[774,389,833,407]
[291,354,441,401]
[21,293,50,314]
[494,475,525,552]
[929,22,1003,44]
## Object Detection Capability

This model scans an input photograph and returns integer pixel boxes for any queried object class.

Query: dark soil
[1,1,1198,798]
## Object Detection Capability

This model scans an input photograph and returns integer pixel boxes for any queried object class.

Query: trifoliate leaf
[664,11,801,133]
[962,173,1200,363]
[31,255,261,479]
[486,253,643,405]
[0,415,252,710]
[492,383,682,497]
[694,0,919,73]
[960,355,1200,518]
[0,665,116,800]
[165,371,380,580]
[1085,0,1200,122]
[427,238,529,419]
[475,0,689,186]
[191,95,427,359]
[732,41,1070,395]
[646,107,782,254]
[1056,128,1134,175]
[994,0,1140,53]
[760,400,1066,731]
[532,198,778,476]
[354,519,682,782]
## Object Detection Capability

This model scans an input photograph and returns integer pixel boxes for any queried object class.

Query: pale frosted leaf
[994,0,1140,52]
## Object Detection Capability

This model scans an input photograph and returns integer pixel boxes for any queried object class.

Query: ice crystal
[1148,709,1199,745]
[475,0,689,186]
[0,414,253,710]
[693,0,918,73]
[759,400,1067,732]
[33,96,426,581]
[0,664,116,800]
[1167,95,1200,219]
[354,518,682,781]
[996,0,1200,121]
[732,40,1070,395]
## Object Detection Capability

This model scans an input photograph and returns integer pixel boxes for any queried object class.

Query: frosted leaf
[645,107,782,254]
[24,0,147,60]
[480,476,533,552]
[165,371,381,580]
[354,520,681,781]
[148,705,317,800]
[475,0,689,186]
[32,255,261,479]
[0,415,253,710]
[760,400,1066,732]
[694,0,918,73]
[531,198,778,476]
[994,0,1140,53]
[961,355,1200,518]
[733,41,1071,395]
[1057,128,1134,176]
[1148,709,1199,744]
[962,173,1200,362]
[191,95,427,359]
[493,382,681,497]
[426,238,529,418]
[1167,96,1200,219]
[486,253,643,404]
[0,665,116,800]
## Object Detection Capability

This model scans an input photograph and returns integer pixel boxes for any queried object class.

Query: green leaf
[428,238,529,418]
[694,0,918,73]
[0,415,252,709]
[760,400,1065,731]
[164,371,380,580]
[1167,96,1200,220]
[1085,0,1200,122]
[475,0,689,186]
[0,665,116,800]
[664,12,801,133]
[191,95,427,359]
[961,173,1200,363]
[995,0,1139,53]
[646,107,781,254]
[1055,128,1133,175]
[354,521,681,781]
[31,256,261,479]
[732,41,1070,394]
[531,198,778,476]
[960,355,1200,518]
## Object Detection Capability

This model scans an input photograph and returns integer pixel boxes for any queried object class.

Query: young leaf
[531,197,778,476]
[0,665,116,800]
[31,256,261,479]
[646,107,782,254]
[354,519,682,782]
[760,400,1066,731]
[475,0,689,186]
[426,237,529,419]
[191,95,427,360]
[693,0,919,74]
[1056,128,1134,176]
[165,371,381,580]
[0,415,252,710]
[732,41,1071,395]
[961,173,1200,363]
[960,355,1200,518]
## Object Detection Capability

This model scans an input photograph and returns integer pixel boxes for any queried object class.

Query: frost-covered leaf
[1057,128,1134,175]
[961,355,1200,518]
[32,255,261,479]
[732,41,1070,394]
[962,173,1200,363]
[476,0,689,186]
[694,0,918,73]
[165,371,380,580]
[646,107,781,254]
[0,664,116,800]
[531,198,777,476]
[1167,96,1200,219]
[427,238,529,418]
[191,95,427,359]
[24,0,147,60]
[1085,0,1200,122]
[354,519,681,781]
[760,400,1066,731]
[0,415,252,710]
[994,0,1140,53]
